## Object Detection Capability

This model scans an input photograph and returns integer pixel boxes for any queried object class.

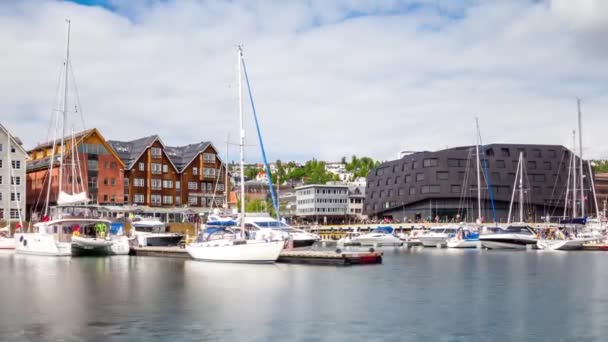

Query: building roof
[108,135,162,170]
[295,183,349,190]
[0,124,28,156]
[164,141,211,172]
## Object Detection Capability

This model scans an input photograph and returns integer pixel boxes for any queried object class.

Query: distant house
[0,125,27,223]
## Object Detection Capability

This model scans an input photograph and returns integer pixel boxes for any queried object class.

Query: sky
[1,0,607,163]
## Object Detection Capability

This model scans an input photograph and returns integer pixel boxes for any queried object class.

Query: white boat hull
[71,235,130,256]
[419,236,449,247]
[0,237,15,250]
[14,233,71,256]
[447,239,480,249]
[186,239,284,263]
[537,237,597,251]
[352,235,402,246]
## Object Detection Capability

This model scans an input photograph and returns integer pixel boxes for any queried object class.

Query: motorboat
[479,224,538,250]
[242,214,320,248]
[337,229,362,247]
[131,219,184,247]
[536,226,603,251]
[446,226,480,249]
[419,225,459,247]
[351,226,402,246]
[399,229,428,246]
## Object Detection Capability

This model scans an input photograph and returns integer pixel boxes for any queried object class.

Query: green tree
[244,166,261,180]
[593,160,608,173]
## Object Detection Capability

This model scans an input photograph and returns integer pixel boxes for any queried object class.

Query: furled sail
[57,191,89,205]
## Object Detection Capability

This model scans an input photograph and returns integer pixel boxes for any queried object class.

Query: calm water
[1,247,608,341]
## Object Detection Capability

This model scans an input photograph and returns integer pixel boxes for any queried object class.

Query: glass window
[405,174,412,183]
[416,173,424,182]
[139,162,145,171]
[528,161,537,169]
[409,187,416,195]
[543,161,551,170]
[423,158,438,167]
[436,171,448,180]
[501,148,510,157]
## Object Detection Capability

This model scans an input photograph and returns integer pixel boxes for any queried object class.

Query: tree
[244,166,261,180]
[593,160,608,174]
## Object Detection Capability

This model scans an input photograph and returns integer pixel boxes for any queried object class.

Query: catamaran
[186,46,285,263]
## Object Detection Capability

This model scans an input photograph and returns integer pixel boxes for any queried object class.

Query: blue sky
[2,0,608,162]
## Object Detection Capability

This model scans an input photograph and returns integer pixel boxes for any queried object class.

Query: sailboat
[185,46,285,263]
[479,152,538,249]
[15,21,129,256]
[0,130,24,250]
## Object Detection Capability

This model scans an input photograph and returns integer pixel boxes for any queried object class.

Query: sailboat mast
[577,98,585,217]
[58,19,71,197]
[6,133,10,224]
[518,152,524,223]
[225,133,229,210]
[588,161,600,218]
[563,151,573,220]
[508,152,521,224]
[475,118,482,223]
[572,130,577,218]
[238,46,246,236]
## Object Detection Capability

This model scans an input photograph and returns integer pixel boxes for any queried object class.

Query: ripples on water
[1,248,608,341]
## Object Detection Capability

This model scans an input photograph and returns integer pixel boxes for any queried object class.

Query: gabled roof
[108,135,162,170]
[27,128,125,172]
[164,141,211,172]
[0,124,28,156]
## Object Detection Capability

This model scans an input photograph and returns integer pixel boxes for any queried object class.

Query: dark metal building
[364,144,586,223]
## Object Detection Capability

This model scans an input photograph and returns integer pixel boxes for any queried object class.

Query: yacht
[479,224,538,249]
[131,219,184,247]
[537,225,603,251]
[337,228,362,246]
[419,225,460,247]
[351,226,402,246]
[242,214,320,248]
[446,226,480,249]
[398,229,427,246]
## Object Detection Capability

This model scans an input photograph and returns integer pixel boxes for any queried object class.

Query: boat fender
[335,248,342,254]
[19,236,23,242]
[23,239,27,247]
[369,247,375,253]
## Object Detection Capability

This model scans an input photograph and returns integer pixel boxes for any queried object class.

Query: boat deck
[130,246,383,265]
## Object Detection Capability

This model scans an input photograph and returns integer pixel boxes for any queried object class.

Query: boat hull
[447,239,480,248]
[14,233,71,256]
[537,237,597,251]
[71,236,130,256]
[352,236,402,246]
[292,239,317,248]
[186,239,284,263]
[419,236,449,247]
[479,236,537,250]
[0,237,15,250]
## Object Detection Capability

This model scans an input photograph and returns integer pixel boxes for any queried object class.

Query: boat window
[254,221,290,228]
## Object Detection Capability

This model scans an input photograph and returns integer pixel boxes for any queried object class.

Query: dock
[130,246,383,265]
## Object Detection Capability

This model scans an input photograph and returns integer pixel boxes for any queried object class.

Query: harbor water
[1,248,608,341]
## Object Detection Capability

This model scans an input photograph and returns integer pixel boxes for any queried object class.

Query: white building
[0,125,27,224]
[348,185,367,221]
[296,184,349,224]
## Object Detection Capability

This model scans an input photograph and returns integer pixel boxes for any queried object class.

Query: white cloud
[1,0,607,163]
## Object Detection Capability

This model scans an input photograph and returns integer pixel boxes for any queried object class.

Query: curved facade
[364,144,580,223]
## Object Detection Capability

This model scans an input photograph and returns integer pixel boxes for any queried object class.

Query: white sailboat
[186,46,284,263]
[0,130,23,250]
[479,152,538,249]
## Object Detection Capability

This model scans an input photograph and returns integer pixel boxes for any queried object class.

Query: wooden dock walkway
[130,246,383,265]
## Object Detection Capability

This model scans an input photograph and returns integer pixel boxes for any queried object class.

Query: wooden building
[26,129,126,216]
[108,136,227,209]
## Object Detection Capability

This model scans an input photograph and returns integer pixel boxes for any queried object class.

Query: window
[517,149,526,157]
[405,174,412,183]
[447,159,466,167]
[370,191,376,199]
[412,161,419,169]
[379,190,384,198]
[134,194,145,203]
[532,149,541,158]
[392,165,397,173]
[10,208,20,219]
[0,176,2,184]
[531,174,546,182]
[548,149,557,158]
[0,159,2,168]
[134,178,145,187]
[204,168,216,178]
[163,164,169,173]
[421,185,440,194]
[528,161,537,169]
[151,147,162,158]
[398,188,406,196]
[388,189,393,197]
[385,178,391,186]
[436,171,448,180]
[409,187,416,195]
[416,173,424,182]
[203,153,216,162]
[188,196,198,205]
[139,162,145,171]
[110,162,116,169]
[395,176,401,184]
[188,182,198,190]
[496,160,506,168]
[485,148,494,156]
[104,161,109,169]
[176,181,181,189]
[10,193,21,201]
[217,184,225,192]
[103,178,108,186]
[151,163,162,174]
[543,161,551,170]
[175,196,181,205]
[193,167,198,175]
[163,196,173,204]
[151,194,162,205]
[111,178,116,186]
[401,163,407,171]
[423,158,438,168]
[451,185,461,193]
[512,160,519,169]
[103,194,109,202]
[151,179,162,190]
[501,148,510,157]
[11,160,20,169]
[163,180,173,188]
[10,176,20,185]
